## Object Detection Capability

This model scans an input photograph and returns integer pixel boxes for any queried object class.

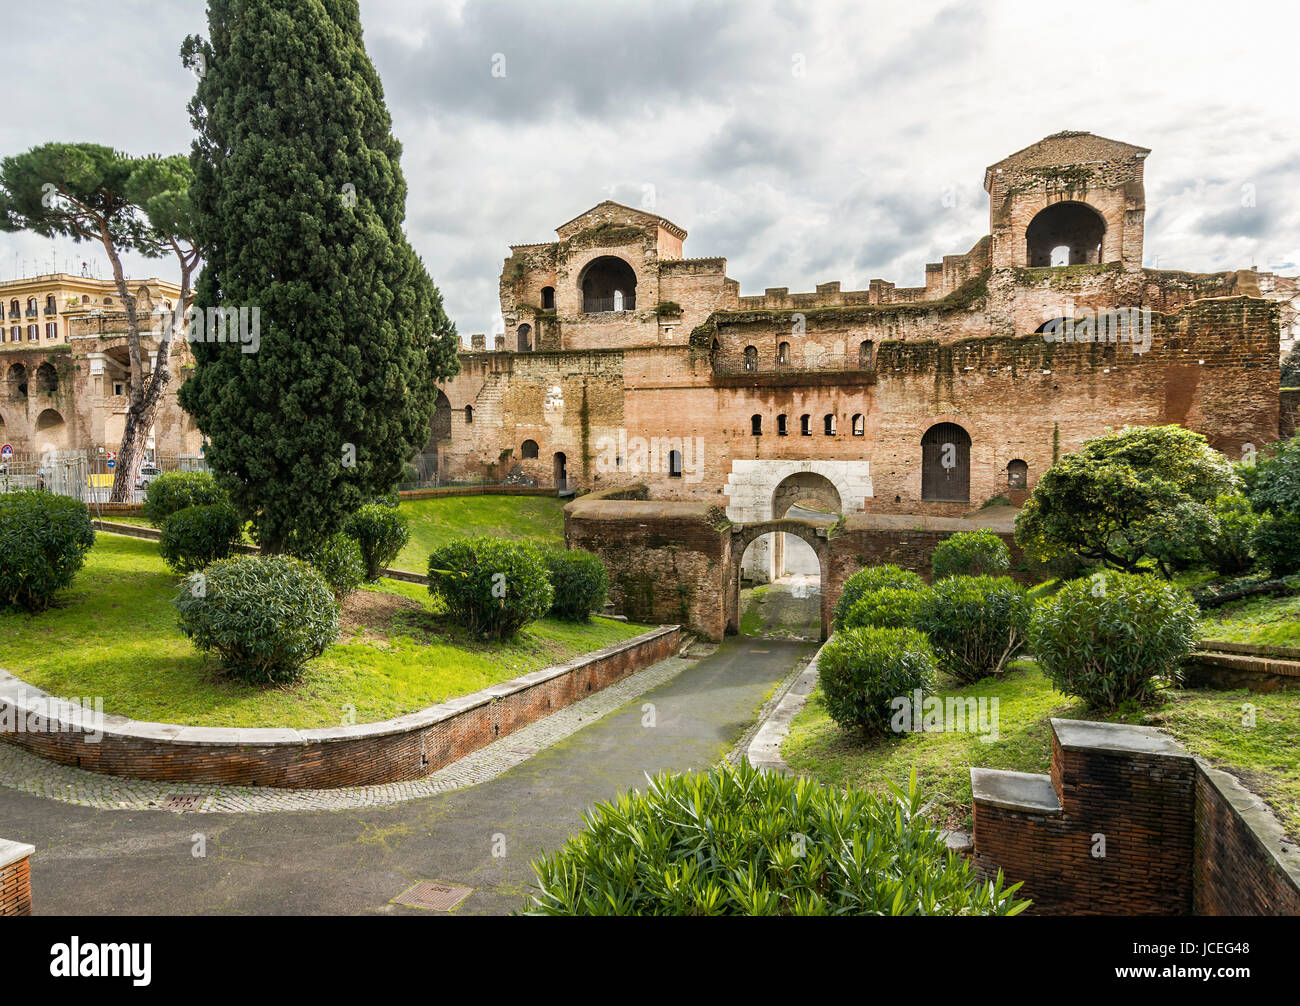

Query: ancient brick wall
[0,841,33,917]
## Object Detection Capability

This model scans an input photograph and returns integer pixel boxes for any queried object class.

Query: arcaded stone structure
[438,132,1290,582]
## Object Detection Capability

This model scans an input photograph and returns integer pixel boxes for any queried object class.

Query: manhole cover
[159,793,206,812]
[391,880,473,912]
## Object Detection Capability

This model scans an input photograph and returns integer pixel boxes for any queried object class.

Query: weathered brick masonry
[0,626,679,789]
[0,839,34,916]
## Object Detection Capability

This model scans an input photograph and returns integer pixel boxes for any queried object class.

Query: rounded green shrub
[141,471,227,528]
[344,503,410,580]
[818,625,936,736]
[520,759,1027,916]
[173,554,338,684]
[1251,513,1300,576]
[1028,571,1198,709]
[0,491,95,612]
[931,529,1010,580]
[292,532,365,600]
[843,586,928,631]
[543,549,609,621]
[158,503,242,575]
[1199,494,1259,576]
[832,564,926,630]
[914,575,1032,684]
[428,536,554,638]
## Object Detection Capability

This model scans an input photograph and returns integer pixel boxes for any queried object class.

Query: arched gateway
[725,518,832,641]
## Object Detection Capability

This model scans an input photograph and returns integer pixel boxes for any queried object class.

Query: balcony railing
[44,305,57,315]
[25,308,37,318]
[581,296,635,314]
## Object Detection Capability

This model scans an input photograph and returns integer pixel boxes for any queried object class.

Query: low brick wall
[1183,642,1300,692]
[0,839,34,916]
[0,625,680,790]
[972,719,1300,916]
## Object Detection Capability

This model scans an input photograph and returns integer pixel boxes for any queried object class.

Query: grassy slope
[1200,593,1300,649]
[0,533,645,729]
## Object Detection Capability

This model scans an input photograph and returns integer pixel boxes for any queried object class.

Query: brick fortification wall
[972,719,1300,916]
[0,839,34,916]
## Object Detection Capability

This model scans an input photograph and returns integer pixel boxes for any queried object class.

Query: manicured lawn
[0,533,647,729]
[784,661,1300,840]
[102,494,569,573]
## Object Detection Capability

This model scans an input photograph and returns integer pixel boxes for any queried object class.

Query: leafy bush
[1028,572,1198,709]
[344,503,410,580]
[520,760,1026,916]
[1198,494,1259,576]
[818,626,936,736]
[914,576,1033,683]
[158,503,242,574]
[0,491,95,612]
[428,536,554,638]
[173,554,338,683]
[141,471,227,528]
[843,586,928,631]
[931,530,1010,580]
[543,549,609,621]
[291,532,365,600]
[1251,513,1300,576]
[832,564,926,630]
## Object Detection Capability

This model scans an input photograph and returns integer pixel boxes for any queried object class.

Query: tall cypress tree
[180,0,459,551]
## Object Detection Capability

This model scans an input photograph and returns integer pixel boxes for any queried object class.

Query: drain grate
[391,880,473,912]
[159,793,206,812]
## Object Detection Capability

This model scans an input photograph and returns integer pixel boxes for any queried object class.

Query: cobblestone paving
[0,653,696,815]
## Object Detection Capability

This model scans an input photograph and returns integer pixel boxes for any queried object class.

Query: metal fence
[0,450,210,506]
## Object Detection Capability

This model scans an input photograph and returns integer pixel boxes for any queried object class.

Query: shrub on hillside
[291,532,365,600]
[1250,513,1300,576]
[141,471,227,527]
[843,586,928,631]
[544,549,609,621]
[428,536,554,638]
[0,491,95,612]
[832,564,926,630]
[520,759,1027,916]
[1028,571,1198,709]
[931,529,1010,580]
[818,626,936,736]
[914,575,1033,683]
[1198,494,1259,576]
[158,503,242,574]
[173,554,338,684]
[344,503,410,580]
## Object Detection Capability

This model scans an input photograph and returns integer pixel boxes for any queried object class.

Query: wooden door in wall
[921,422,970,501]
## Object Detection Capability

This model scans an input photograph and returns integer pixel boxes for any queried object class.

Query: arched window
[1025,201,1106,267]
[553,451,567,487]
[668,450,683,478]
[777,341,790,366]
[521,439,539,459]
[464,405,473,424]
[921,422,972,502]
[776,414,788,436]
[104,297,113,305]
[26,297,37,313]
[81,295,90,305]
[35,362,58,393]
[579,256,637,313]
[744,346,758,372]
[851,413,864,436]
[1007,459,1028,489]
[824,414,836,436]
[45,294,56,312]
[516,324,532,352]
[859,340,874,368]
[751,414,762,436]
[541,286,555,310]
[800,414,811,436]
[8,299,17,317]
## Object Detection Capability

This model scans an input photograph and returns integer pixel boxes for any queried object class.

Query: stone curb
[745,639,828,774]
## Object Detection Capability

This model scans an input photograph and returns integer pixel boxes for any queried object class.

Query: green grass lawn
[1200,592,1300,649]
[0,533,647,730]
[100,494,568,574]
[784,662,1300,841]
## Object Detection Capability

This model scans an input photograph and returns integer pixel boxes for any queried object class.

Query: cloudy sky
[1,0,1297,341]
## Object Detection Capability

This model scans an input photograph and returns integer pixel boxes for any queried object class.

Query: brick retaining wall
[0,839,34,916]
[0,626,680,790]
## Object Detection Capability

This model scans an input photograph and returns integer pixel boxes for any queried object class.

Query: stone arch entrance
[769,470,841,582]
[726,519,831,641]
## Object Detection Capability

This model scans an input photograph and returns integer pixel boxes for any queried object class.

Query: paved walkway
[0,635,814,915]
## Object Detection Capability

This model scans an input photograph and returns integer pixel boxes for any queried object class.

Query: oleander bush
[914,575,1033,683]
[1028,571,1199,709]
[543,549,609,621]
[173,554,339,684]
[817,625,936,736]
[428,536,554,638]
[158,503,242,575]
[141,471,228,528]
[520,760,1028,916]
[832,564,926,630]
[931,529,1011,580]
[843,586,929,631]
[291,532,365,600]
[0,491,95,612]
[344,503,410,581]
